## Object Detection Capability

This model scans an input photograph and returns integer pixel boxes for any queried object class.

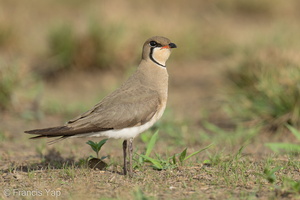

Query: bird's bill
[161,43,177,49]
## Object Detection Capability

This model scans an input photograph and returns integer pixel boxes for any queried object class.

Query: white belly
[70,104,166,139]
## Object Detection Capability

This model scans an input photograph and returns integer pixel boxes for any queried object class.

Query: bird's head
[142,36,177,67]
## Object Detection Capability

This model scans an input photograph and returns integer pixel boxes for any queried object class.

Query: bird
[25,36,177,176]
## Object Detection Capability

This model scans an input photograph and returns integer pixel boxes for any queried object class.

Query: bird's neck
[137,60,169,96]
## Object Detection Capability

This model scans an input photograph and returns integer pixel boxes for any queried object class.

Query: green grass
[202,149,300,196]
[225,48,300,130]
[135,131,213,170]
[265,124,300,153]
[2,128,300,199]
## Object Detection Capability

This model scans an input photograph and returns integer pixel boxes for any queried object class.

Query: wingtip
[24,128,44,135]
[24,130,33,134]
[28,135,46,139]
[24,126,71,135]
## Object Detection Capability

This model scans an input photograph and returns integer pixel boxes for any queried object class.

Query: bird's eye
[149,41,157,47]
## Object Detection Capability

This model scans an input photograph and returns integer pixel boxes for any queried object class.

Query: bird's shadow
[1,148,122,175]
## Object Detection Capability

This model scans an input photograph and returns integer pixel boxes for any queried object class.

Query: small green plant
[265,124,300,153]
[282,177,300,194]
[177,147,213,166]
[256,167,300,196]
[61,164,76,180]
[218,145,248,183]
[256,166,283,184]
[136,131,212,170]
[86,139,108,170]
[203,151,223,166]
[86,139,108,159]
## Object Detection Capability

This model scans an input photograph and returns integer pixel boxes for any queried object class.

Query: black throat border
[149,47,166,68]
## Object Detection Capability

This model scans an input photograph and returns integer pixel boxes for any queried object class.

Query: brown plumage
[25,36,177,176]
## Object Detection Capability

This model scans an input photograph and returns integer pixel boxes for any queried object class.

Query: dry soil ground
[1,62,299,200]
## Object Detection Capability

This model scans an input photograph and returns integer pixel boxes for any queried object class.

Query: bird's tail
[25,126,72,138]
[25,125,111,144]
[24,126,74,144]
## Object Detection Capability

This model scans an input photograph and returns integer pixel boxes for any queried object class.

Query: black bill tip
[169,43,177,48]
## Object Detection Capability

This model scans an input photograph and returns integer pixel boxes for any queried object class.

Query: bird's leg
[128,138,133,177]
[122,140,127,175]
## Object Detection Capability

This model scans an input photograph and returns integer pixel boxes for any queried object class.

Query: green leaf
[172,154,177,165]
[140,133,150,143]
[265,143,300,153]
[286,124,300,140]
[139,154,163,170]
[87,155,94,161]
[86,140,96,146]
[179,148,187,163]
[269,166,283,175]
[263,166,283,183]
[86,140,98,153]
[183,143,213,161]
[96,139,108,150]
[138,155,144,164]
[86,139,108,158]
[100,156,108,160]
[234,145,246,160]
[145,130,159,157]
[203,159,211,164]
